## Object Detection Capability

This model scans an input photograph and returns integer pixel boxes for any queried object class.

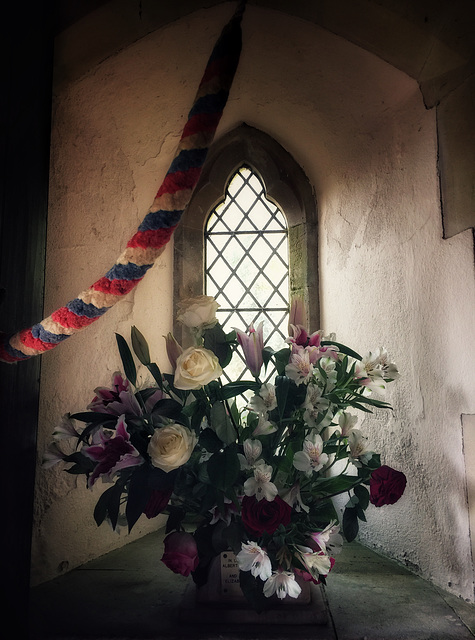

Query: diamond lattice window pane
[205,165,290,387]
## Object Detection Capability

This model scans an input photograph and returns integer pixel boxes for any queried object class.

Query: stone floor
[29,528,475,640]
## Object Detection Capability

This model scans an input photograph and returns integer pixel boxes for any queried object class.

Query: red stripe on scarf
[51,308,100,329]
[127,226,176,250]
[181,113,221,140]
[155,167,202,198]
[92,277,142,295]
[20,329,57,351]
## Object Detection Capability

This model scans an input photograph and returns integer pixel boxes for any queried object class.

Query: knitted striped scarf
[0,2,245,364]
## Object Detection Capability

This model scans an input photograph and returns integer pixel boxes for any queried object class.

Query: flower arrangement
[45,295,406,609]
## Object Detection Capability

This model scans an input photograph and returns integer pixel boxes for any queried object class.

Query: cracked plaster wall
[32,4,475,601]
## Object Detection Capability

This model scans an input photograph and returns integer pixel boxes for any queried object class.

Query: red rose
[241,495,292,537]
[369,465,407,507]
[161,531,199,577]
[143,488,173,519]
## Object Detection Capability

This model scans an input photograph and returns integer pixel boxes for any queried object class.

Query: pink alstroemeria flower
[235,322,264,377]
[83,415,143,487]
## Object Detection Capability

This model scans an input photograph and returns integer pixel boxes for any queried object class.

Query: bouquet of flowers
[45,295,406,609]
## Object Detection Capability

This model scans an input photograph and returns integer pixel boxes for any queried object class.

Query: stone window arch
[173,123,318,347]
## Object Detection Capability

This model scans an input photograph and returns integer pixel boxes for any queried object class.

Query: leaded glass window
[205,165,289,384]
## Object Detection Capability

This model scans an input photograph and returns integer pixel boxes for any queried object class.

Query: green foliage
[115,333,137,386]
[47,300,402,605]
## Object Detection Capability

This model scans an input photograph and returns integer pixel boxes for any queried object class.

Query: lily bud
[288,298,306,333]
[163,332,183,370]
[235,322,264,377]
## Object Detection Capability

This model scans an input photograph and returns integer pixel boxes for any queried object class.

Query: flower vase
[181,551,328,626]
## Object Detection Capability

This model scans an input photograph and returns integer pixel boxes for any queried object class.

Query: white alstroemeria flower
[377,348,400,381]
[293,432,329,475]
[313,356,338,390]
[52,414,80,441]
[354,347,398,393]
[348,429,372,467]
[303,383,330,413]
[244,463,278,501]
[285,346,313,385]
[236,542,272,581]
[309,522,343,555]
[42,442,67,469]
[281,483,310,513]
[295,545,332,580]
[338,411,358,437]
[252,413,278,437]
[238,438,264,470]
[303,405,333,431]
[248,383,277,414]
[263,570,302,599]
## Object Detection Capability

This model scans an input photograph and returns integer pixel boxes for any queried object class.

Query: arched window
[173,124,318,359]
[205,164,289,383]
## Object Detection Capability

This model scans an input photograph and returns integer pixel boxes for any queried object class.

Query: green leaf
[342,506,359,542]
[126,466,152,532]
[63,452,95,475]
[275,375,291,419]
[93,482,123,529]
[165,506,186,533]
[274,348,291,376]
[219,380,260,400]
[115,333,137,386]
[199,427,222,453]
[365,453,381,469]
[147,363,163,390]
[70,411,117,425]
[210,401,236,445]
[207,445,240,492]
[150,398,183,421]
[131,326,151,365]
[311,475,361,497]
[322,340,362,360]
[354,484,370,510]
[203,324,233,368]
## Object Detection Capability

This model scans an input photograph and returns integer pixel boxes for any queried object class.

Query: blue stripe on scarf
[31,324,70,344]
[105,262,152,281]
[168,147,208,175]
[188,91,228,118]
[138,209,183,232]
[67,299,109,319]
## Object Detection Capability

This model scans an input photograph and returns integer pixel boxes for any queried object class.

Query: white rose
[176,295,219,330]
[174,347,222,390]
[148,424,197,472]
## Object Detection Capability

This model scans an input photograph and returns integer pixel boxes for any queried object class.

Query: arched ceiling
[53,0,475,237]
[54,0,474,107]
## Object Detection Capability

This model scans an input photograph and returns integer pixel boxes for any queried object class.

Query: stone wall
[32,4,475,601]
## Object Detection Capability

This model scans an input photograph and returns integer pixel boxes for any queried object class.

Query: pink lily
[83,415,143,487]
[235,322,264,377]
